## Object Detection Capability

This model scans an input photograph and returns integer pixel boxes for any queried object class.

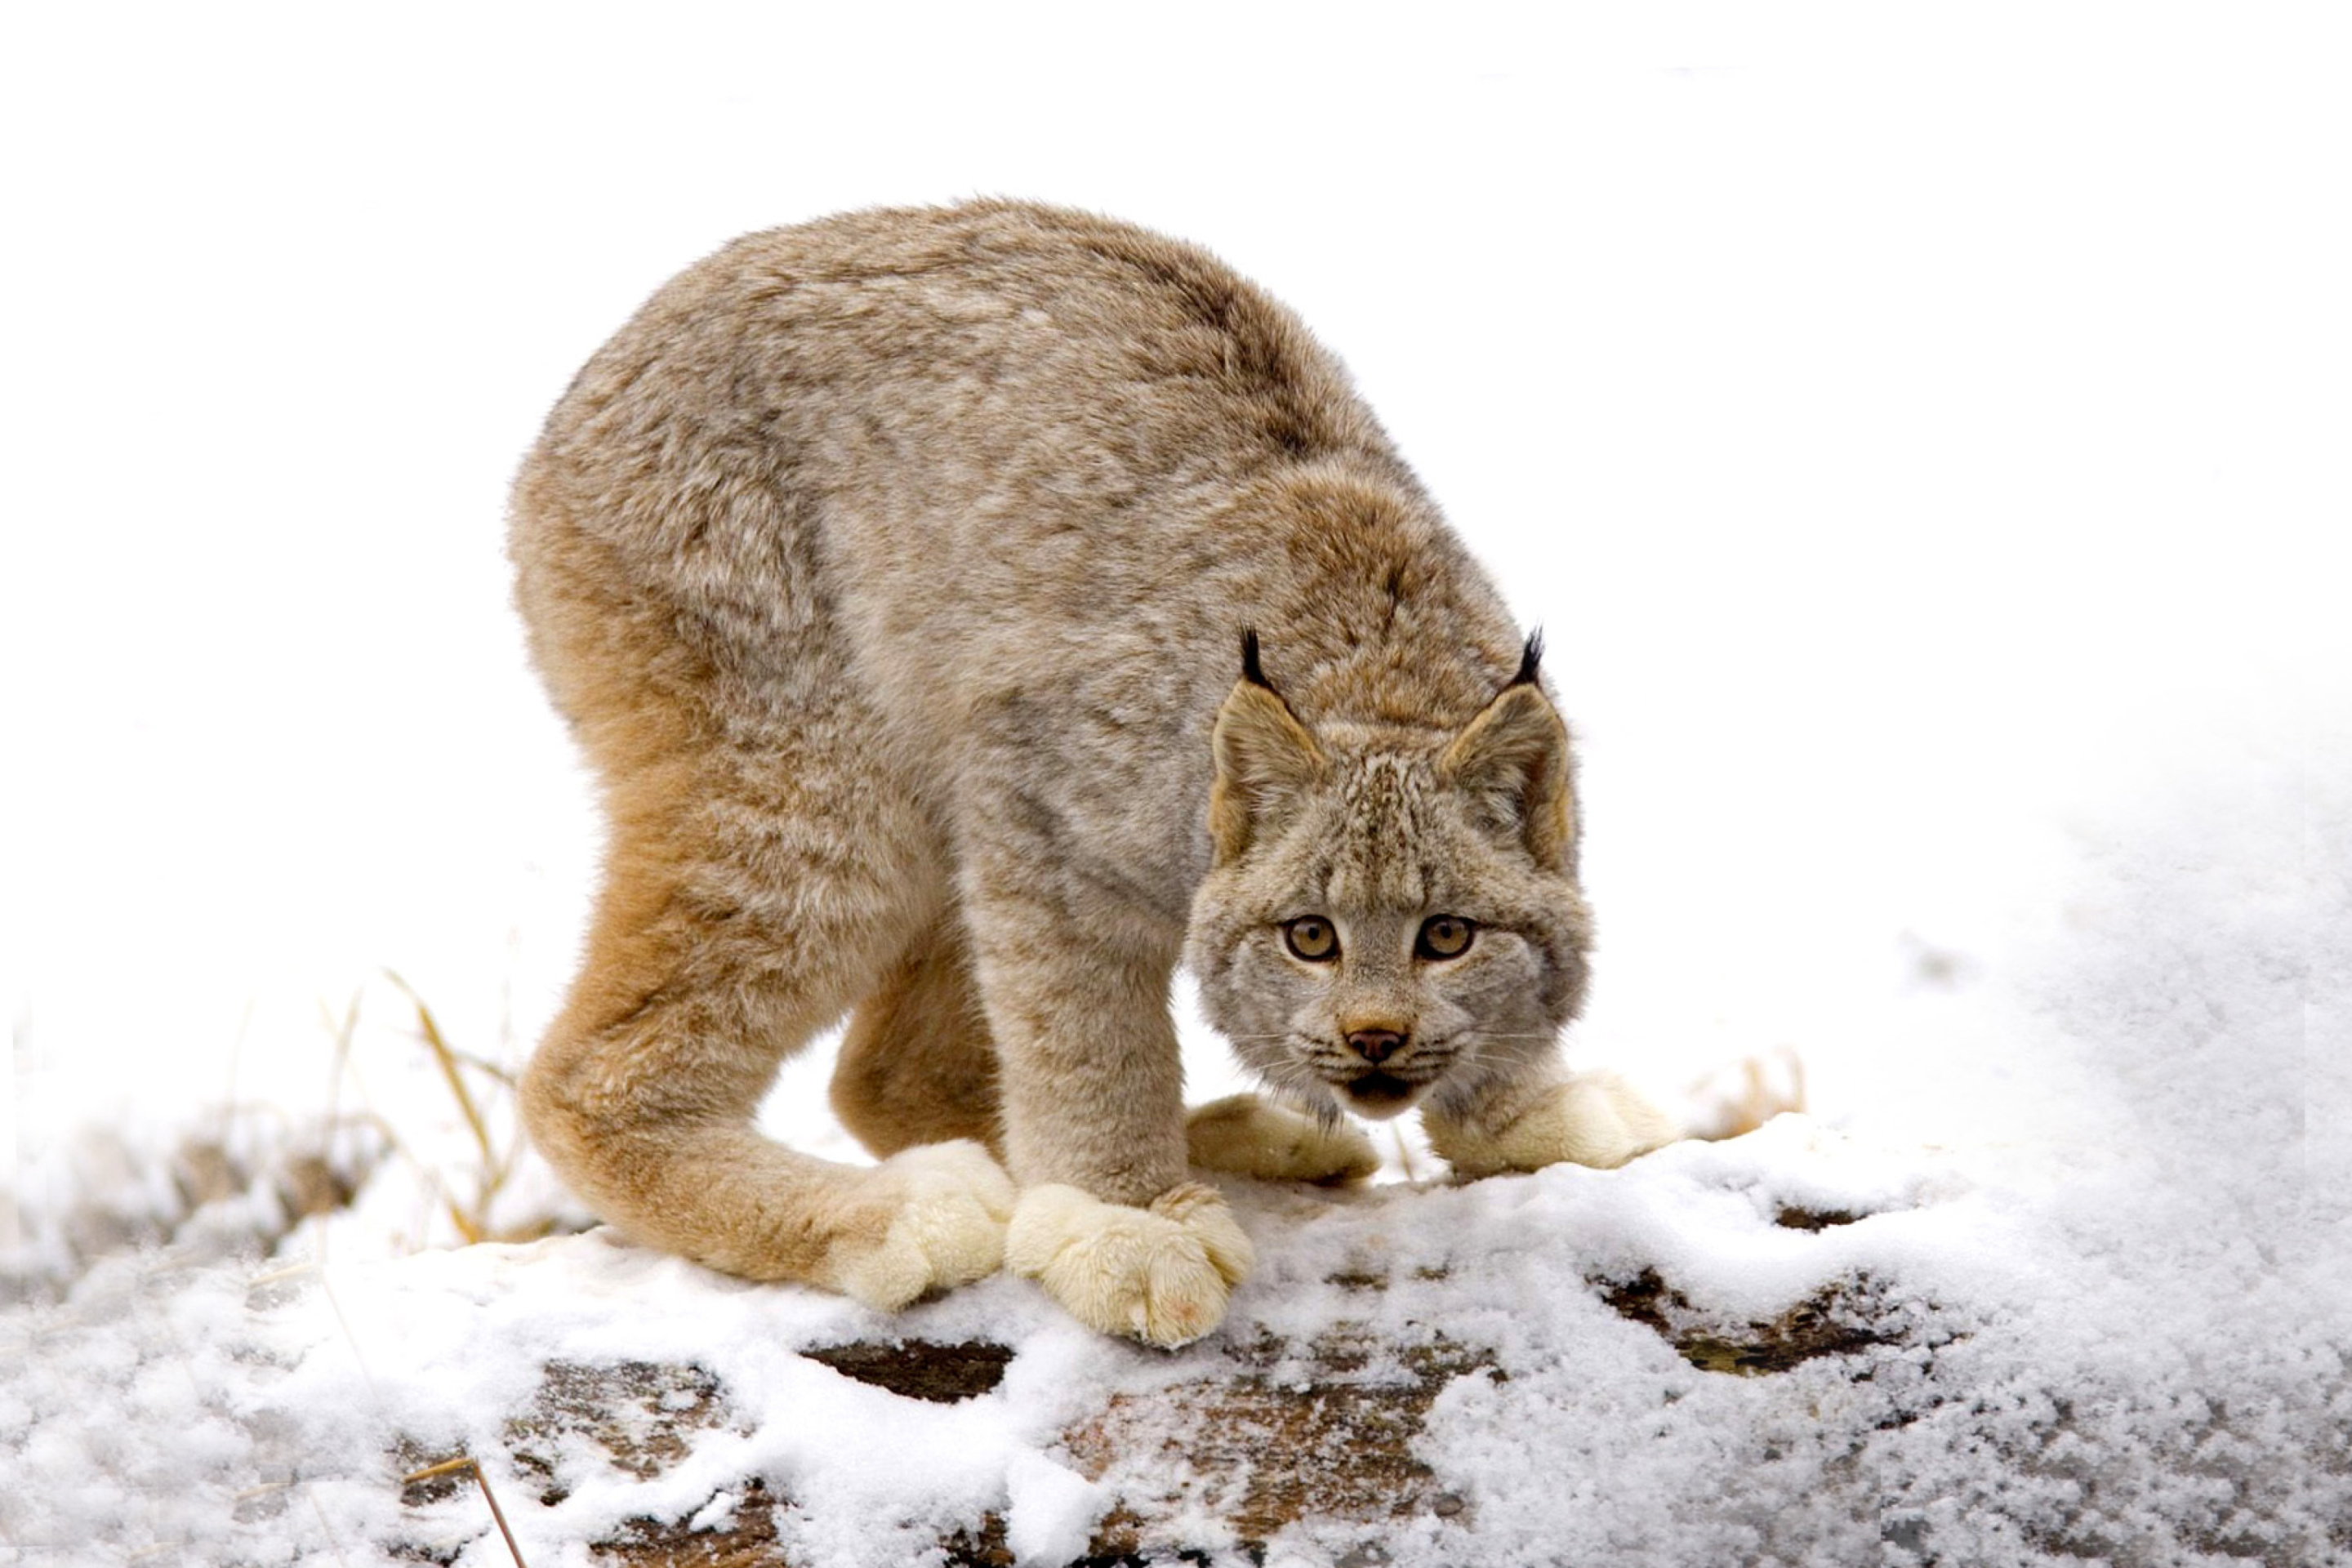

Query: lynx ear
[1209,631,1326,864]
[1439,644,1575,872]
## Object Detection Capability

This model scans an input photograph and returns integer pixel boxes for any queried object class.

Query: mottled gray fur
[510,199,1674,1346]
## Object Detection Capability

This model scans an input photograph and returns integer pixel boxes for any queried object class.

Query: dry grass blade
[400,1455,530,1568]
[384,971,496,1174]
[381,969,528,1244]
[443,1200,485,1246]
[402,1455,479,1485]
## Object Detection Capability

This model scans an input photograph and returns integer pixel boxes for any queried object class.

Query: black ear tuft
[1508,628,1544,689]
[1241,627,1272,690]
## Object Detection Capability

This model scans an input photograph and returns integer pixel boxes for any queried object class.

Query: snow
[6,730,2345,1562]
[4,8,2348,1567]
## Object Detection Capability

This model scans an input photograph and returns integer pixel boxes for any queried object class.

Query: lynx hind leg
[514,642,1013,1307]
[523,874,1018,1311]
[527,969,1016,1312]
[829,1140,1016,1310]
[1186,1094,1379,1185]
[831,911,1004,1161]
[1423,1071,1682,1180]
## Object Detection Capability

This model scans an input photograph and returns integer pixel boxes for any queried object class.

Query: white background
[3,5,2344,1165]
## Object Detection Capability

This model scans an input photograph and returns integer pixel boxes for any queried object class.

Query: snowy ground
[4,11,2347,1568]
[4,710,2345,1566]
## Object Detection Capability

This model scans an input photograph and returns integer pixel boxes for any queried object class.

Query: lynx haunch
[511,200,1676,1347]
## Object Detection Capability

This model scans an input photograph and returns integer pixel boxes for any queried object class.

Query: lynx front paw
[1424,1072,1680,1179]
[830,1141,1017,1312]
[1186,1094,1379,1184]
[1005,1181,1254,1348]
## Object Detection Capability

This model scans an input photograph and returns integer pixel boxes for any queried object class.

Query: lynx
[511,200,1676,1348]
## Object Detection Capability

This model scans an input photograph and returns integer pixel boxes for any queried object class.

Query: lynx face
[1184,654,1593,1122]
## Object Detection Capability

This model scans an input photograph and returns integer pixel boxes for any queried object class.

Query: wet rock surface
[389,1255,1950,1565]
[1064,1322,1495,1559]
[801,1339,1015,1404]
[1597,1266,1915,1375]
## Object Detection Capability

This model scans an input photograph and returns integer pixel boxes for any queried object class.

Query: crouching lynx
[511,200,1677,1347]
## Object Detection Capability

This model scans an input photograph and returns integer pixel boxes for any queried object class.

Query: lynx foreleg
[963,848,1253,1348]
[1185,1094,1379,1184]
[1423,1067,1680,1179]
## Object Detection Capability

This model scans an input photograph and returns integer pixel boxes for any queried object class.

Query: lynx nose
[1345,1029,1405,1065]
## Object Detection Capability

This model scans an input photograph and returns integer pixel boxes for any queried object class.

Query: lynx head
[1184,631,1593,1123]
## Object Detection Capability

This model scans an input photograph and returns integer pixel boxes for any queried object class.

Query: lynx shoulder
[510,200,1674,1347]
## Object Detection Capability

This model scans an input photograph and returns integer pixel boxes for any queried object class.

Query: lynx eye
[1415,915,1476,960]
[1283,916,1339,962]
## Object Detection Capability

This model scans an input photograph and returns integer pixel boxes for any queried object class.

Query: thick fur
[510,200,1675,1346]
